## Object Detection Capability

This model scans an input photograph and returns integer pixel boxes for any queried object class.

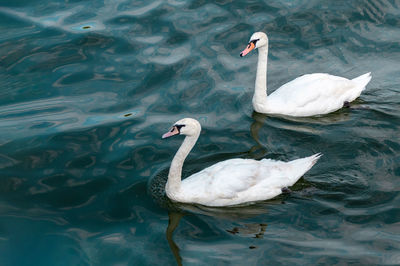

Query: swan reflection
[166,212,184,266]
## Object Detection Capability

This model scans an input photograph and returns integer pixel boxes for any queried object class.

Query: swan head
[240,32,268,57]
[162,118,201,139]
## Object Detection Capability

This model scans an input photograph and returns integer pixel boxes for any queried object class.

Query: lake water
[0,0,399,265]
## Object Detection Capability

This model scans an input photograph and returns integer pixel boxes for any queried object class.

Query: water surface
[0,0,399,265]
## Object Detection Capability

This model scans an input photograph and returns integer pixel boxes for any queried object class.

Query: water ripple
[0,0,400,265]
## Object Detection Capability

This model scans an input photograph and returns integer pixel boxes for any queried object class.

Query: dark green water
[0,0,399,265]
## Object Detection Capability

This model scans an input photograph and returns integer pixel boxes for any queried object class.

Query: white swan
[240,32,372,117]
[162,118,321,207]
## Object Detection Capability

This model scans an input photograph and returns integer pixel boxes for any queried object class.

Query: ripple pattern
[0,0,399,265]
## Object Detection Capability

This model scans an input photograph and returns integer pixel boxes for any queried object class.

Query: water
[0,0,399,265]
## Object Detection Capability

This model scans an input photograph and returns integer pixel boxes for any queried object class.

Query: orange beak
[162,126,180,139]
[240,42,255,57]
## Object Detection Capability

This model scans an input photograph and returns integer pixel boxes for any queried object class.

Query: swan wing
[268,73,367,116]
[182,159,266,199]
[180,154,320,206]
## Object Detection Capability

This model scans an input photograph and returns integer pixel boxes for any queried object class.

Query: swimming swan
[162,118,321,207]
[240,32,372,117]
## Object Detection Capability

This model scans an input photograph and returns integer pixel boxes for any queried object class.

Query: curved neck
[253,46,269,104]
[166,133,199,195]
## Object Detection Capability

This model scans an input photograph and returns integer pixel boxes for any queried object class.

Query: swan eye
[251,39,259,45]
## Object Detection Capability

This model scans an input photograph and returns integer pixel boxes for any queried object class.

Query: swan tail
[352,72,372,91]
[286,153,322,186]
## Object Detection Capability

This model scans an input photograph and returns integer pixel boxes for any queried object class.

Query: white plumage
[240,32,372,117]
[162,118,321,207]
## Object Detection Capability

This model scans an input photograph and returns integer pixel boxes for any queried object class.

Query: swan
[240,32,372,117]
[162,118,321,207]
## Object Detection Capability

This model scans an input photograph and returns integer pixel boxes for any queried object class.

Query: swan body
[162,118,321,207]
[240,32,372,117]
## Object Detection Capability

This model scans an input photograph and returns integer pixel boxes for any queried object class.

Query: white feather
[242,32,372,117]
[163,118,321,207]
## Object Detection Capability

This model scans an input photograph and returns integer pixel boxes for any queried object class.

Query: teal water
[0,0,399,265]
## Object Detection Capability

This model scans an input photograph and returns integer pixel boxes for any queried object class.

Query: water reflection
[251,107,353,136]
[226,223,268,239]
[164,200,279,265]
[166,210,271,265]
[250,111,268,150]
[166,212,184,266]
